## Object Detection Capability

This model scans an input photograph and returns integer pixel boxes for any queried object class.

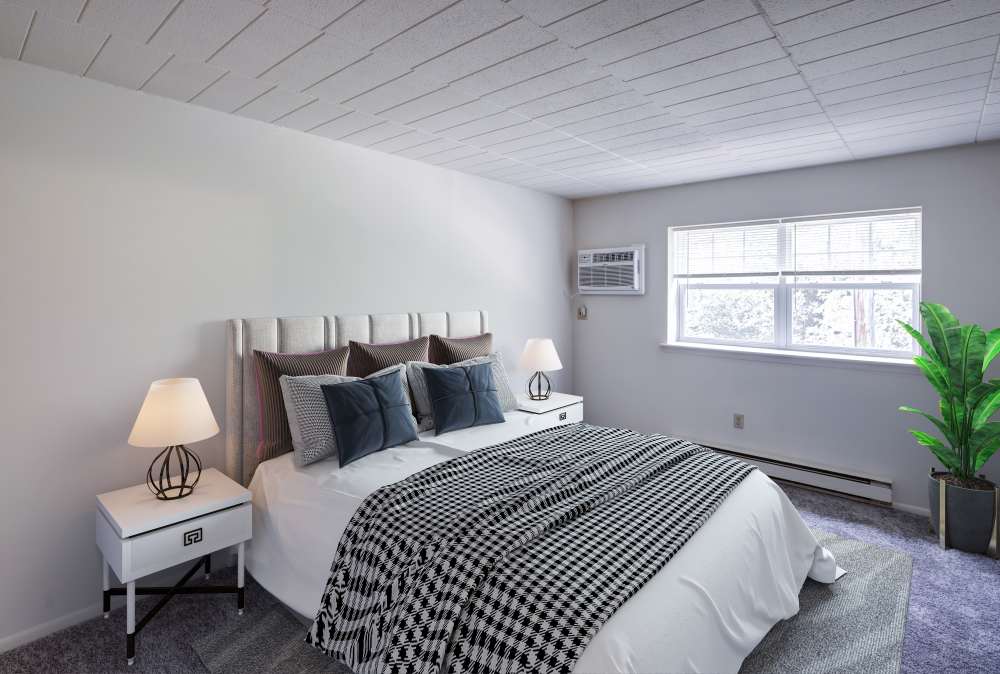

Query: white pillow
[279,364,412,466]
[406,353,516,432]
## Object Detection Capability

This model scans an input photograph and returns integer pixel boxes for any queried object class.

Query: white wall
[0,59,574,648]
[574,142,1000,513]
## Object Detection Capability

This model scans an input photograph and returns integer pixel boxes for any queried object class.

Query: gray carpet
[0,485,991,673]
[739,530,911,674]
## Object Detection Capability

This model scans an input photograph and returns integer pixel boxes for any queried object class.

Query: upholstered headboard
[225,310,489,485]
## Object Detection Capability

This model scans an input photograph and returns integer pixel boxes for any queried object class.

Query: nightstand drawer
[99,503,251,582]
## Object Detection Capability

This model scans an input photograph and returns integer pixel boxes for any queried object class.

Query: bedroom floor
[1,485,997,674]
[783,484,1000,674]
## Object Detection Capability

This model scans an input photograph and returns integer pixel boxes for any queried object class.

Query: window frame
[667,208,922,361]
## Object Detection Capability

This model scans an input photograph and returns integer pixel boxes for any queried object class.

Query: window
[668,208,921,359]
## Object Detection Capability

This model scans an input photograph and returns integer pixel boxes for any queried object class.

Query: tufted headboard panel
[225,310,489,484]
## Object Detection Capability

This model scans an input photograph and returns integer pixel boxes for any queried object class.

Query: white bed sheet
[247,414,839,674]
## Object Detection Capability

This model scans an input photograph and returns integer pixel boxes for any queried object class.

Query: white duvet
[247,414,840,674]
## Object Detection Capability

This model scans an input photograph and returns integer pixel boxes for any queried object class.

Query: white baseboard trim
[893,501,931,518]
[0,602,102,654]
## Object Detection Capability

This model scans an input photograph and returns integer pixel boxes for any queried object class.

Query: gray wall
[0,59,573,648]
[573,141,1000,514]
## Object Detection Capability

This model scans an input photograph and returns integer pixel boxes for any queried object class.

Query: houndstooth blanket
[306,423,754,674]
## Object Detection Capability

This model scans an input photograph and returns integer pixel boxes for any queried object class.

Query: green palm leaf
[971,384,1000,430]
[972,423,1000,471]
[921,303,958,367]
[913,356,951,401]
[910,430,959,472]
[984,328,1000,373]
[944,324,985,406]
[897,320,937,359]
[900,406,957,447]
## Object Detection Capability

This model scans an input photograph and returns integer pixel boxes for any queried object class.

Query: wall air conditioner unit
[577,245,645,295]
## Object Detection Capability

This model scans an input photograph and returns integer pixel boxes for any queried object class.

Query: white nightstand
[516,392,583,428]
[96,468,251,666]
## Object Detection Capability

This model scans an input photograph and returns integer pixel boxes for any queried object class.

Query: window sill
[659,341,919,374]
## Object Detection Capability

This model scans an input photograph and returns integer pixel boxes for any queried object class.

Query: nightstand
[516,392,583,429]
[96,468,251,666]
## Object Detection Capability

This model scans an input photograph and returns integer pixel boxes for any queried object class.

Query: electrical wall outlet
[577,305,588,320]
[733,413,745,430]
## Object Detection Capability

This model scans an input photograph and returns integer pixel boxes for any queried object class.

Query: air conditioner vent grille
[577,245,645,295]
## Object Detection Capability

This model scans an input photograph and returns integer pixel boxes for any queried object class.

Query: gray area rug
[740,530,911,674]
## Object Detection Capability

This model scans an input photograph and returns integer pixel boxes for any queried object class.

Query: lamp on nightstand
[129,378,219,500]
[519,338,563,401]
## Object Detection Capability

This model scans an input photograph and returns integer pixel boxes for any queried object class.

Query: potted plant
[899,302,1000,555]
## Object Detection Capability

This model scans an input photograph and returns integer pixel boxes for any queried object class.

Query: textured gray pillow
[407,353,516,431]
[280,364,412,466]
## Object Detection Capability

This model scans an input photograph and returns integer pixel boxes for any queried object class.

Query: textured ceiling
[2,0,999,198]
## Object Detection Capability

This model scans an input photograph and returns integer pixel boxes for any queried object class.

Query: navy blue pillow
[423,362,505,435]
[321,369,418,466]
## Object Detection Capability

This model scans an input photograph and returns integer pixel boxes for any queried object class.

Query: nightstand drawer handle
[559,411,567,421]
[183,528,203,546]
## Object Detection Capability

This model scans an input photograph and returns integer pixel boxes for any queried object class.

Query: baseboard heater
[707,446,893,506]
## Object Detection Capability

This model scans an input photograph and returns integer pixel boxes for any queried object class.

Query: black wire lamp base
[527,371,552,400]
[146,444,202,500]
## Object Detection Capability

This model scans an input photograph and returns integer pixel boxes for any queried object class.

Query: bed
[226,311,840,674]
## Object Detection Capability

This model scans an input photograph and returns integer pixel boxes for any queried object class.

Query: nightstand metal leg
[126,581,135,666]
[237,542,245,615]
[204,553,211,580]
[102,560,111,618]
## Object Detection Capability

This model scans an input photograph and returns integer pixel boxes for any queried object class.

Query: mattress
[247,414,840,674]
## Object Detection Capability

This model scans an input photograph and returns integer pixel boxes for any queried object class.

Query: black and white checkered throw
[306,423,754,674]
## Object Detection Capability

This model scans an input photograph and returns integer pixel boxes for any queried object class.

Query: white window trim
[666,207,923,363]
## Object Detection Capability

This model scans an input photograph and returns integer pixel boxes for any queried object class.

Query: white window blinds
[673,208,921,279]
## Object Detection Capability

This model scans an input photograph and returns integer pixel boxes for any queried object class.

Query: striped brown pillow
[348,337,430,377]
[429,333,493,364]
[254,347,349,461]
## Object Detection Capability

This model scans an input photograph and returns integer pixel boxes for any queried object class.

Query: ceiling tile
[190,72,275,113]
[691,102,823,134]
[483,129,574,154]
[511,76,632,118]
[557,104,670,136]
[412,99,509,133]
[787,0,1000,65]
[439,110,531,141]
[306,53,411,103]
[396,137,466,159]
[449,41,582,97]
[375,0,519,70]
[209,9,322,78]
[421,143,486,165]
[546,0,700,47]
[627,40,788,95]
[482,60,606,108]
[758,0,846,24]
[0,2,34,60]
[772,0,942,47]
[707,112,831,141]
[678,89,817,124]
[273,99,351,131]
[322,0,455,50]
[235,87,316,122]
[838,109,983,141]
[646,58,799,107]
[141,55,227,102]
[436,151,497,170]
[464,122,558,147]
[310,109,383,140]
[847,122,979,157]
[412,18,555,84]
[595,124,697,152]
[377,86,478,124]
[149,0,264,62]
[369,129,439,152]
[808,37,1000,94]
[815,57,995,106]
[664,75,809,117]
[604,16,774,81]
[823,72,992,115]
[20,13,108,76]
[576,0,759,65]
[85,36,171,90]
[507,0,602,27]
[79,0,178,43]
[507,137,593,160]
[266,0,363,29]
[261,33,369,91]
[798,12,1000,80]
[537,91,649,127]
[339,120,414,146]
[15,0,85,22]
[828,88,987,125]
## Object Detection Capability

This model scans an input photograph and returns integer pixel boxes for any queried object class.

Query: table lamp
[128,378,219,500]
[519,338,563,401]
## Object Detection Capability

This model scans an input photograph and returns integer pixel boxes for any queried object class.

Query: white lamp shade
[519,338,563,372]
[128,378,219,448]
